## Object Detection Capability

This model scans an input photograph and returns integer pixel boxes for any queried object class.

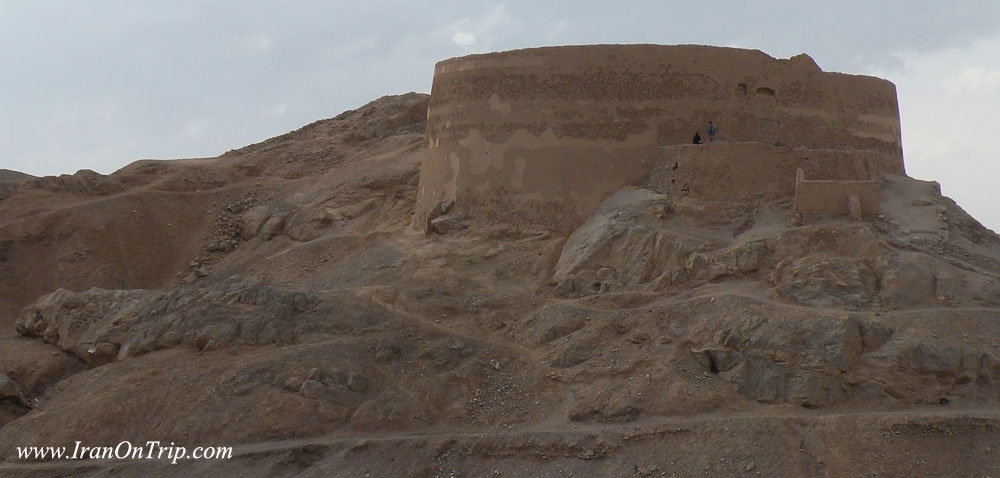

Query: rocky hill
[0,170,34,183]
[1,92,1000,477]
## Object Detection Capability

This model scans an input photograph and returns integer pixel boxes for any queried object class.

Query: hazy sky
[2,1,999,230]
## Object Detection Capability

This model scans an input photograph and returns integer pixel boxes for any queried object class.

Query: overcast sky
[2,1,999,230]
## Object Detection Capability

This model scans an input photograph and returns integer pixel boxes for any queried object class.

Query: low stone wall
[648,142,895,201]
[794,169,881,218]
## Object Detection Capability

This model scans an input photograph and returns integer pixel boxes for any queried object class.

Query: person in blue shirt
[707,121,718,142]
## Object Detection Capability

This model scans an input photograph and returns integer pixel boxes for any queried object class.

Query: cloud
[953,66,1000,93]
[181,118,212,140]
[448,4,516,51]
[248,34,272,52]
[268,103,288,118]
[451,32,476,47]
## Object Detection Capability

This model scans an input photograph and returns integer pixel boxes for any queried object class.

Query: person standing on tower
[707,121,718,142]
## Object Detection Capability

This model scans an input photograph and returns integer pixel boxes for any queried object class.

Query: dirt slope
[2,92,1000,477]
[0,171,34,183]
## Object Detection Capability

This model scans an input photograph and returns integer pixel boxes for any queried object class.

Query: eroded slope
[2,92,1000,477]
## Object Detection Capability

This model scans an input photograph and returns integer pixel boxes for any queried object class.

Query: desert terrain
[0,86,999,477]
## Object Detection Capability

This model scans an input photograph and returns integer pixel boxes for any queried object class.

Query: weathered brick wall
[415,44,904,229]
[794,169,882,217]
[647,142,894,201]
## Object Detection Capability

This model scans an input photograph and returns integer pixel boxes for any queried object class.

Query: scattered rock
[283,376,304,393]
[552,343,596,368]
[13,277,333,363]
[286,207,335,242]
[373,344,401,362]
[569,405,640,423]
[300,379,327,399]
[0,372,22,402]
[635,463,661,476]
[430,212,470,235]
[771,258,879,308]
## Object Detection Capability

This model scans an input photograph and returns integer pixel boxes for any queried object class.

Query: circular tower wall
[414,44,904,229]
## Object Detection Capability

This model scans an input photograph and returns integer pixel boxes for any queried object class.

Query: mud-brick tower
[414,44,904,229]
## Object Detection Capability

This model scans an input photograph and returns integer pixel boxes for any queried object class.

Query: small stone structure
[794,169,882,219]
[413,44,905,229]
[648,142,899,201]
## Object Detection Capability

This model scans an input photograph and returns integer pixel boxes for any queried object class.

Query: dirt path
[3,405,996,472]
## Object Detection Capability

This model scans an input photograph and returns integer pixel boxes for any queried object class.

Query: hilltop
[1,46,1000,476]
[0,170,34,183]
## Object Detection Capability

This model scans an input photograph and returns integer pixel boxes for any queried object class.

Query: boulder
[554,188,691,293]
[429,212,469,235]
[771,258,879,308]
[286,207,335,242]
[300,379,327,399]
[0,372,21,402]
[552,343,596,368]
